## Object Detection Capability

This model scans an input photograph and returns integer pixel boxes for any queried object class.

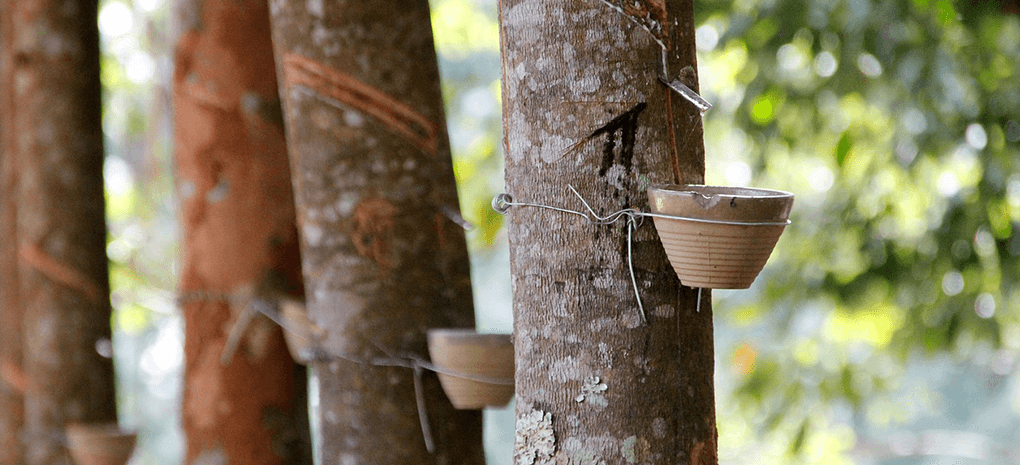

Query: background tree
[267,0,484,463]
[171,0,311,463]
[0,3,26,464]
[4,0,118,464]
[499,0,716,463]
[691,0,1020,461]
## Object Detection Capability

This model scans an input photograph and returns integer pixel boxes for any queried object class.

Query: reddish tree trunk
[0,4,26,464]
[267,1,484,463]
[499,0,716,463]
[172,0,310,464]
[6,0,117,464]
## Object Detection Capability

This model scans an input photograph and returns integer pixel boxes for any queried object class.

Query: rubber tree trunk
[0,157,24,463]
[267,1,484,463]
[498,0,716,463]
[0,5,26,464]
[5,0,117,464]
[172,0,311,463]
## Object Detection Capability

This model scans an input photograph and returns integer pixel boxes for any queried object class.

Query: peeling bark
[172,0,311,464]
[268,1,484,463]
[1,4,26,464]
[499,0,716,464]
[6,0,117,464]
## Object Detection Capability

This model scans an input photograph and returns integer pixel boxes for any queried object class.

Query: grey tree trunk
[268,1,484,463]
[499,0,717,463]
[6,0,117,464]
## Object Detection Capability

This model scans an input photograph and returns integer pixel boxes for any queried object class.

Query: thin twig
[593,0,669,77]
[412,365,435,453]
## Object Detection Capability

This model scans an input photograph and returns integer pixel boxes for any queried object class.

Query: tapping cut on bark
[18,243,103,304]
[281,53,441,157]
[564,102,647,178]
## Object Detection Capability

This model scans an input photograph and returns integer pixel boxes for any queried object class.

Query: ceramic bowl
[647,185,794,289]
[65,423,137,465]
[426,329,513,409]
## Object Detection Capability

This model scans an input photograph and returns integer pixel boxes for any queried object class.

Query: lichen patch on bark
[621,435,652,463]
[548,356,586,384]
[514,409,555,465]
[560,434,615,465]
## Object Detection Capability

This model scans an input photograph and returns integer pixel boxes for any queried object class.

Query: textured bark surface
[172,0,311,464]
[268,1,484,463]
[6,0,117,464]
[0,4,26,464]
[499,1,716,464]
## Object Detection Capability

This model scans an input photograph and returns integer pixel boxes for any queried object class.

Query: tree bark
[172,0,311,464]
[6,0,117,464]
[499,0,716,463]
[0,4,26,464]
[267,1,484,463]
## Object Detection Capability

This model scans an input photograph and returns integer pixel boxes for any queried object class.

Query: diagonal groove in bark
[282,53,439,157]
[18,241,103,304]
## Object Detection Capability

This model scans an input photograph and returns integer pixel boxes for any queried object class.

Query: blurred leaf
[696,0,1020,458]
[788,419,809,455]
[834,131,852,167]
[114,303,152,334]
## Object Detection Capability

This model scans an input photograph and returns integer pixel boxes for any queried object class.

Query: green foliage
[431,0,506,252]
[698,0,1020,460]
[99,0,182,463]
